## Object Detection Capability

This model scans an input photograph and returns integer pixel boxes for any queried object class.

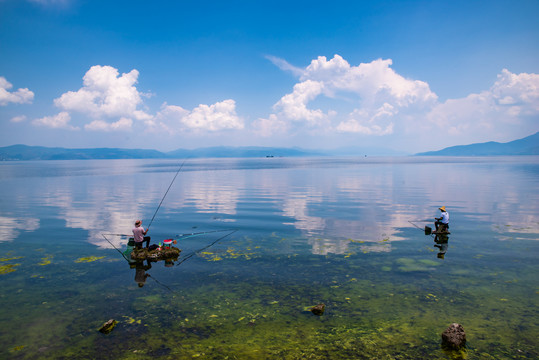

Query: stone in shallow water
[310,304,325,316]
[441,323,466,349]
[99,319,118,334]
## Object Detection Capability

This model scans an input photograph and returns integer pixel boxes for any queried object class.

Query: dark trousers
[435,221,449,231]
[135,236,151,249]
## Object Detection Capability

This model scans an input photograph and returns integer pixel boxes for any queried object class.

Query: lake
[0,156,538,359]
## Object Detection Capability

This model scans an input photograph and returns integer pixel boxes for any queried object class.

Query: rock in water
[441,323,466,349]
[99,319,118,334]
[310,304,325,316]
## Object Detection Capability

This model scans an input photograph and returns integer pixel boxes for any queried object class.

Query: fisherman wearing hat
[132,220,150,249]
[434,206,450,233]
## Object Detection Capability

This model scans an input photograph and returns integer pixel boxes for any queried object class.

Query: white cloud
[265,55,438,136]
[85,117,133,132]
[252,114,289,137]
[54,65,152,124]
[274,80,326,124]
[10,115,27,123]
[157,99,243,132]
[32,111,79,130]
[426,69,539,138]
[264,55,539,146]
[0,76,34,106]
[302,56,437,106]
[265,55,304,77]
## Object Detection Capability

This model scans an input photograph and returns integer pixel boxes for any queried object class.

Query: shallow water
[0,156,538,359]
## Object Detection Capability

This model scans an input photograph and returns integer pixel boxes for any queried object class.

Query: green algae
[38,255,53,265]
[74,256,106,263]
[396,257,441,272]
[0,263,20,274]
[0,256,23,262]
[1,234,538,360]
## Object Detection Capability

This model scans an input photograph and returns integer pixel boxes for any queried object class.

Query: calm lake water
[0,156,538,359]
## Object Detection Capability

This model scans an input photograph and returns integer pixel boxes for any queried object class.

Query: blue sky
[1,0,538,153]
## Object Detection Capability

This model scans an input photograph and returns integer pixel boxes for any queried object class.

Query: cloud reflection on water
[0,157,537,252]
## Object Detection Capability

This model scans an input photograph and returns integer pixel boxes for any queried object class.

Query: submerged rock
[99,319,118,334]
[441,323,466,349]
[310,304,325,316]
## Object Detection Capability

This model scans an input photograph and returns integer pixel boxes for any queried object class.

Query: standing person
[132,220,150,249]
[435,206,450,233]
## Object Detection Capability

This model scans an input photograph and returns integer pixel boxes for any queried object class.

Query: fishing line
[175,228,238,240]
[408,221,425,231]
[176,229,238,266]
[101,234,130,262]
[147,274,173,292]
[147,158,188,231]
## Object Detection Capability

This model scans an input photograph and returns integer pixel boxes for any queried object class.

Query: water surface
[0,156,538,359]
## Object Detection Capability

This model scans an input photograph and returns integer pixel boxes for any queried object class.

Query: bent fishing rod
[101,234,130,262]
[146,158,188,231]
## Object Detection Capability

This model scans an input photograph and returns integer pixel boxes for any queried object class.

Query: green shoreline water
[2,232,538,359]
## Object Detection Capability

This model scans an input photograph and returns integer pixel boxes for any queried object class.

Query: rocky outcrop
[441,323,466,349]
[310,304,325,316]
[99,319,117,334]
[130,246,181,261]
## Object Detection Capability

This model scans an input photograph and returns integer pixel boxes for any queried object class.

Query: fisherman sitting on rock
[434,206,450,234]
[132,220,150,249]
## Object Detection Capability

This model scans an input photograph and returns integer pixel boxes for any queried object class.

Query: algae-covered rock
[131,246,181,261]
[99,319,118,334]
[310,303,325,316]
[441,323,466,350]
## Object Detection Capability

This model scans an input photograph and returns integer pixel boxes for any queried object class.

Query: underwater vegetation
[0,256,23,274]
[75,256,106,263]
[0,232,537,359]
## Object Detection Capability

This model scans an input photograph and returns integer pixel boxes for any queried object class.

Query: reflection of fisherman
[434,206,449,233]
[132,220,150,249]
[135,260,152,287]
[434,234,449,259]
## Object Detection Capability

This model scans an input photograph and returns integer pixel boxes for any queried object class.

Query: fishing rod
[176,229,238,266]
[101,234,130,262]
[147,158,188,231]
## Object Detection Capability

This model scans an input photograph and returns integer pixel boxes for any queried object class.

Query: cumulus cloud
[274,80,326,124]
[426,69,539,137]
[252,114,289,137]
[261,54,539,144]
[0,77,34,106]
[85,117,133,131]
[157,99,244,132]
[261,55,438,136]
[32,111,79,130]
[53,65,152,130]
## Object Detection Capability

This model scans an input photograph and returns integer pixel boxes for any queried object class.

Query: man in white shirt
[435,206,450,233]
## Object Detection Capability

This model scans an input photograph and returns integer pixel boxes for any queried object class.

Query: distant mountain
[415,132,539,156]
[166,146,321,158]
[0,145,165,161]
[0,144,321,161]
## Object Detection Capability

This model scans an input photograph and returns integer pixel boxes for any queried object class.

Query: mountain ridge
[0,132,537,160]
[415,131,539,156]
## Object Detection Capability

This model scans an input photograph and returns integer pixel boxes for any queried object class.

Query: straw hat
[135,220,142,226]
[439,206,446,211]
